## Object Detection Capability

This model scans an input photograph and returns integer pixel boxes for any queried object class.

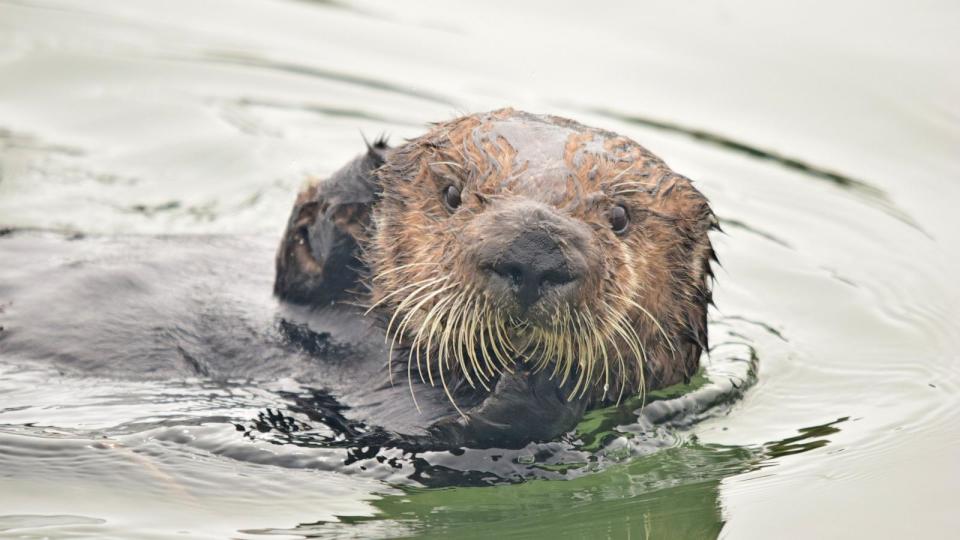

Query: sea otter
[0,109,715,451]
[273,108,717,446]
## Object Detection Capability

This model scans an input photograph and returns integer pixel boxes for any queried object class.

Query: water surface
[1,0,958,538]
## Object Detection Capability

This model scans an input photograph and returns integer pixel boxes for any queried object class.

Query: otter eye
[609,204,629,234]
[443,185,462,211]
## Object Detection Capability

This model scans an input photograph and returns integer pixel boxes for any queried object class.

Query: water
[1,0,958,537]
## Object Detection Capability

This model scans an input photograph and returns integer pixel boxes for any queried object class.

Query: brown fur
[277,109,716,406]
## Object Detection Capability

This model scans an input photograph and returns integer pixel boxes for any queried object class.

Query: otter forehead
[442,110,660,206]
[386,108,686,217]
[483,116,577,178]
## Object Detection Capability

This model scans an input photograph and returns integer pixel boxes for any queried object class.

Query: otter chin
[276,108,718,441]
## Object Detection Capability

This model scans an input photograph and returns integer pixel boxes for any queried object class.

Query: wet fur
[276,109,716,409]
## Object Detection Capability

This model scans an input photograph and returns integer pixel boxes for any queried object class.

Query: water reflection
[251,417,846,539]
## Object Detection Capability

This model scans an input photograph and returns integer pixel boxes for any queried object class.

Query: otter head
[366,109,716,404]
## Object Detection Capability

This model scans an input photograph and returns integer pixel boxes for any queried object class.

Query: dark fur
[274,137,387,305]
[276,109,716,409]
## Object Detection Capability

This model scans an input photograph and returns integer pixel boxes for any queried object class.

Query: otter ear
[274,138,389,305]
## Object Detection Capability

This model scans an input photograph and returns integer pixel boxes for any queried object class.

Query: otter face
[367,109,716,403]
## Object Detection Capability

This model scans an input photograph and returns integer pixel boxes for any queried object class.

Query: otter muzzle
[482,229,581,313]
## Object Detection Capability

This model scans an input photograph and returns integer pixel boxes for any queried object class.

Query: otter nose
[485,229,579,310]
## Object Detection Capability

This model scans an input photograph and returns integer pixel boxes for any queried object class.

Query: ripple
[1,0,958,536]
[231,96,422,127]
[0,514,106,533]
[186,50,458,107]
[0,324,760,489]
[0,126,84,156]
[578,107,924,231]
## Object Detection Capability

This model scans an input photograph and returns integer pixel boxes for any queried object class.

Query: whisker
[392,282,454,342]
[417,293,456,387]
[616,294,677,361]
[603,307,634,405]
[613,305,649,406]
[608,319,634,390]
[463,296,491,387]
[492,313,516,371]
[437,316,466,418]
[440,291,476,389]
[395,283,456,385]
[595,318,611,401]
[383,278,448,385]
[559,308,580,388]
[383,278,447,337]
[407,357,422,413]
[373,261,441,279]
[472,299,498,378]
[487,309,513,373]
[568,309,591,399]
[366,274,444,316]
[526,328,546,372]
[608,163,637,184]
[547,305,570,379]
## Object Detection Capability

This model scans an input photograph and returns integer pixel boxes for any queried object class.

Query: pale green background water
[1,1,958,538]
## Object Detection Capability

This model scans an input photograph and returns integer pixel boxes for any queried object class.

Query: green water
[1,1,958,538]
